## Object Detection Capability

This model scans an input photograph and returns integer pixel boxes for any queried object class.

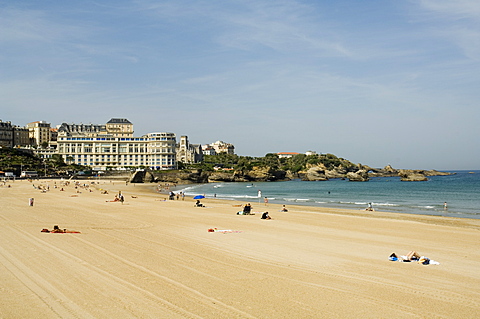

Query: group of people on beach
[389,251,438,265]
[41,225,81,234]
[235,203,289,219]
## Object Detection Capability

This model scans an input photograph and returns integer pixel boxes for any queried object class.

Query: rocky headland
[129,164,454,184]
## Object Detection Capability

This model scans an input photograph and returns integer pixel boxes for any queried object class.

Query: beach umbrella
[193,195,205,199]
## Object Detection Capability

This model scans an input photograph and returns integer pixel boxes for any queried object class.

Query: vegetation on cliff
[183,152,355,173]
[0,148,87,176]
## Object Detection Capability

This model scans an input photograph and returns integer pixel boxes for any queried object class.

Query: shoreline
[106,180,480,230]
[171,173,480,220]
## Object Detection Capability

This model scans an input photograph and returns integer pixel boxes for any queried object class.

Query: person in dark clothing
[243,203,252,215]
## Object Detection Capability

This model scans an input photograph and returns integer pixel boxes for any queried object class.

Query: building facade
[202,140,235,155]
[176,136,203,164]
[277,152,300,158]
[0,120,13,147]
[0,120,31,147]
[13,126,31,147]
[211,140,235,154]
[56,119,177,170]
[26,121,51,146]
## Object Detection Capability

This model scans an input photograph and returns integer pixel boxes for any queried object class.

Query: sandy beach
[1,179,480,318]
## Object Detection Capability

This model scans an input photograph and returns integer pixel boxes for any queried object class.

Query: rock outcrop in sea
[133,164,453,184]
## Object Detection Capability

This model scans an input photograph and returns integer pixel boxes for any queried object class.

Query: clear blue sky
[1,1,479,170]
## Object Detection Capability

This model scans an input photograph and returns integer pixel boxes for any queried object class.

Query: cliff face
[130,165,454,184]
[145,167,288,184]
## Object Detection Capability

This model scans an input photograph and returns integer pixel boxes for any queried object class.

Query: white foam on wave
[296,198,311,202]
[340,201,367,205]
[228,194,259,199]
[283,198,312,202]
[373,202,399,207]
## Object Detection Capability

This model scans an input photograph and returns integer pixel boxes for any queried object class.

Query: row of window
[70,154,174,158]
[59,137,175,141]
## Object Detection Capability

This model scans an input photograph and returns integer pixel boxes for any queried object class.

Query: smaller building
[14,126,30,147]
[0,120,31,148]
[277,152,300,159]
[0,120,14,147]
[177,136,203,164]
[105,118,134,137]
[210,140,235,154]
[202,146,217,156]
[26,121,51,146]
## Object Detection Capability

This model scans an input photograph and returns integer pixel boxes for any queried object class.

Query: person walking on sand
[264,197,268,206]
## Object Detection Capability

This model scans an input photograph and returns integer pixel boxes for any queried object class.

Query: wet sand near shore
[1,179,480,318]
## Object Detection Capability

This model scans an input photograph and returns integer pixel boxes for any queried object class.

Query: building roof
[107,118,132,124]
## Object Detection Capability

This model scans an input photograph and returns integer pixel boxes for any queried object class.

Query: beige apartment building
[26,121,51,146]
[56,118,176,170]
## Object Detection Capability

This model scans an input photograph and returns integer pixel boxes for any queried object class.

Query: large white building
[56,118,177,170]
[202,140,235,155]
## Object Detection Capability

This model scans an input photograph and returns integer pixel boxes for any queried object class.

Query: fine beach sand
[1,179,480,318]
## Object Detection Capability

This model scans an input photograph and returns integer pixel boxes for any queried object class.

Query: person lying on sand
[106,195,120,202]
[41,225,81,233]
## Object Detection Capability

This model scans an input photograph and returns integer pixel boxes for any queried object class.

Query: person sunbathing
[51,226,66,233]
[389,251,425,262]
[106,195,120,202]
[41,225,81,233]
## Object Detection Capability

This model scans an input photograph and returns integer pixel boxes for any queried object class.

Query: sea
[176,170,480,219]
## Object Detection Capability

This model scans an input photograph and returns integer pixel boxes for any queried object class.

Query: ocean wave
[372,202,399,207]
[339,201,367,205]
[283,198,312,202]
